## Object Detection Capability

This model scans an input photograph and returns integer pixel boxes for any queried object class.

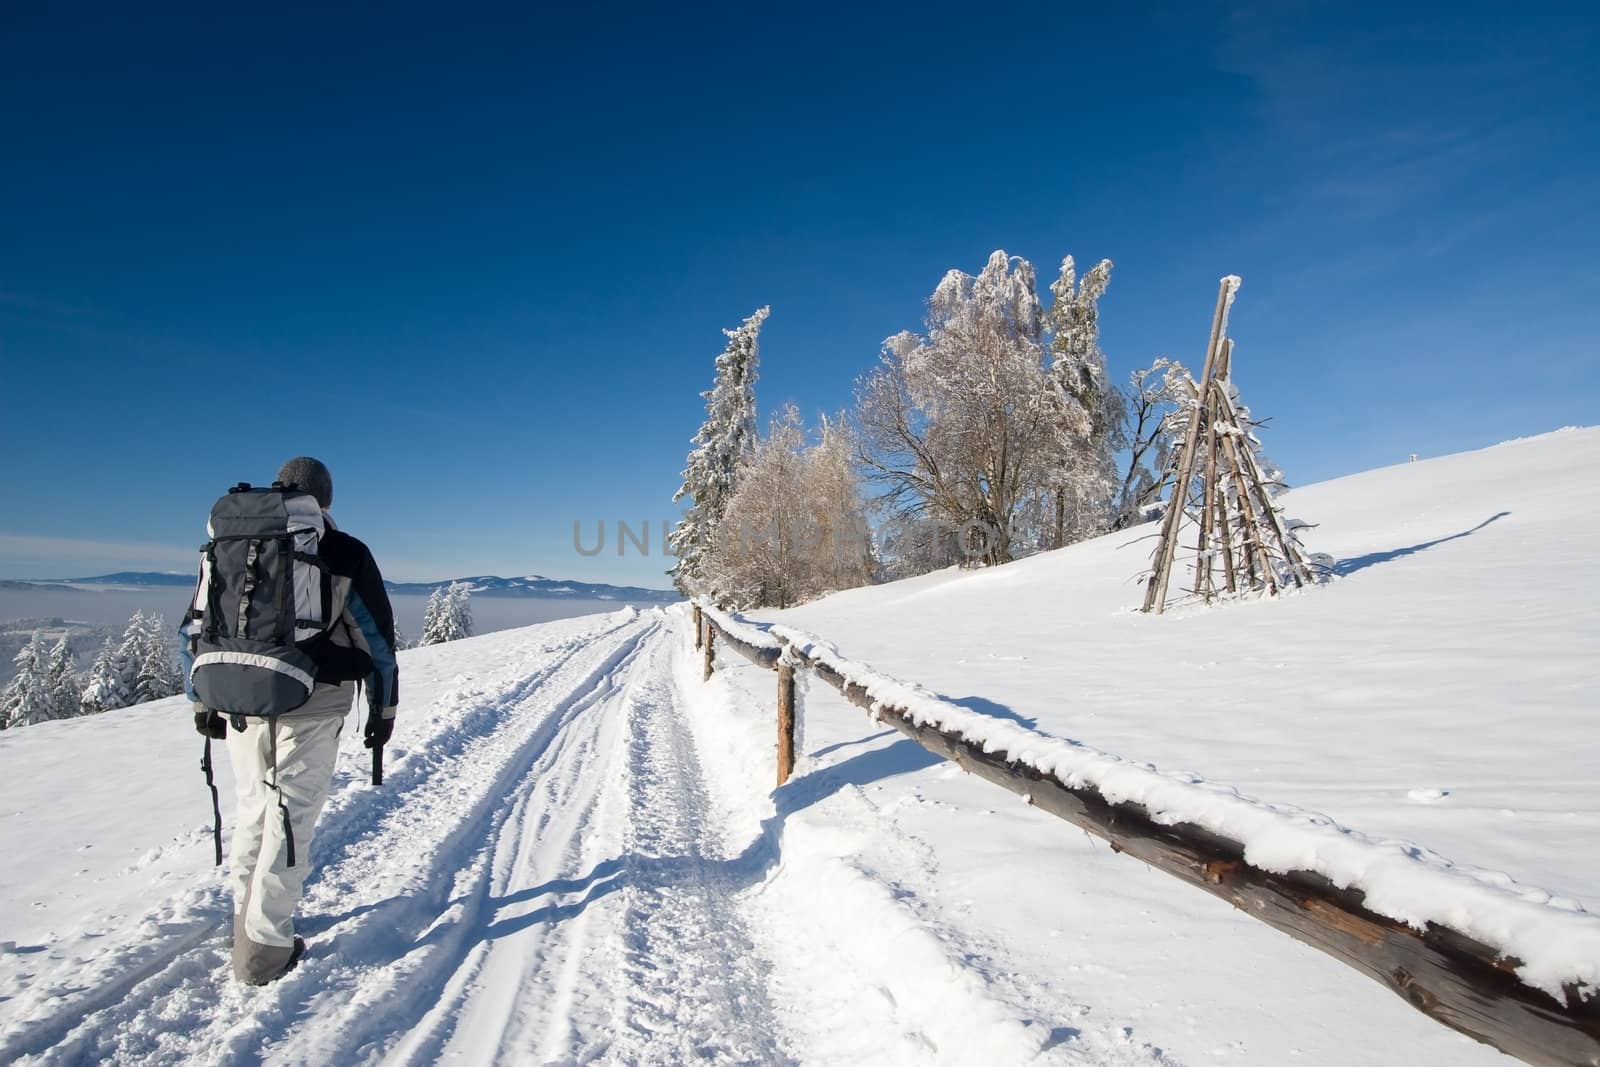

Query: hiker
[180,456,399,985]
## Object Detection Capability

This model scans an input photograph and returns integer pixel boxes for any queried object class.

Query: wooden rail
[689,601,1600,1067]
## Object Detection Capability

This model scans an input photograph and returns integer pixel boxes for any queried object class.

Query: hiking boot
[240,936,307,986]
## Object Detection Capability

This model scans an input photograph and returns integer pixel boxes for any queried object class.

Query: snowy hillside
[754,426,1600,915]
[0,429,1594,1065]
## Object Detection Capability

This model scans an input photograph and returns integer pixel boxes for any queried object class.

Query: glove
[363,711,395,749]
[194,705,226,739]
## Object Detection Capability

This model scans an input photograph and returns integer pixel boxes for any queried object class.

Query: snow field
[0,428,1593,1066]
[757,615,1600,1002]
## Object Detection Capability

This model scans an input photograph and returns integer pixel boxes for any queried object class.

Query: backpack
[188,482,331,716]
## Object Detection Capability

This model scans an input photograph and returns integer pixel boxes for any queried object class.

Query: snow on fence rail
[690,600,1600,1067]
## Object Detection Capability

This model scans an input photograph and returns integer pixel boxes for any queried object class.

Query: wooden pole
[702,622,715,681]
[1214,384,1311,588]
[777,662,796,786]
[1220,429,1278,595]
[1211,430,1238,595]
[692,604,703,650]
[1195,414,1222,602]
[1143,277,1240,613]
[1210,341,1239,593]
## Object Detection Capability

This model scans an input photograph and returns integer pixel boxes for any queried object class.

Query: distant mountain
[3,572,193,591]
[8,571,678,603]
[1,579,86,592]
[385,575,679,603]
[37,572,196,587]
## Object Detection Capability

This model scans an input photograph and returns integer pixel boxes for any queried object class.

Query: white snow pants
[225,683,349,982]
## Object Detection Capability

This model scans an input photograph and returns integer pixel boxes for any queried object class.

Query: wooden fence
[690,602,1600,1067]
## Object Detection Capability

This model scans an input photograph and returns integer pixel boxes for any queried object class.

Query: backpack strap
[237,539,262,638]
[275,534,294,645]
[203,542,221,643]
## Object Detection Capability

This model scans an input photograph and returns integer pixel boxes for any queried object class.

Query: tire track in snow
[266,615,663,1066]
[395,619,789,1064]
[380,620,652,1065]
[1,611,652,1066]
[604,631,788,1065]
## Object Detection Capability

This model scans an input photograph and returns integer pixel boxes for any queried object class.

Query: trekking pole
[201,736,224,866]
[372,744,384,787]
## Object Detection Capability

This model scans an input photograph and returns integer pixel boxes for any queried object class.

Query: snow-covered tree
[668,306,769,595]
[1115,357,1189,526]
[421,587,448,645]
[421,582,474,645]
[1044,255,1123,547]
[110,612,149,703]
[804,413,873,595]
[703,405,811,608]
[857,251,1054,567]
[132,613,181,704]
[1,631,55,729]
[446,582,474,641]
[46,636,82,720]
[702,406,874,609]
[80,635,134,715]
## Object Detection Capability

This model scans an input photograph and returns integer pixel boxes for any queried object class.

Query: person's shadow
[1335,512,1509,577]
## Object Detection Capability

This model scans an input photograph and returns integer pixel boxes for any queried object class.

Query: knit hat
[276,456,333,509]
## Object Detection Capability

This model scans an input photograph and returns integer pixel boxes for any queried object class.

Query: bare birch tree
[703,406,875,609]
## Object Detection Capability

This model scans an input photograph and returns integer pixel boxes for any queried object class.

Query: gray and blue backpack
[187,482,332,716]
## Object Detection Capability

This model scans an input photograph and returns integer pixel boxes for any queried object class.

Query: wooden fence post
[777,661,796,786]
[692,604,703,649]
[702,622,715,681]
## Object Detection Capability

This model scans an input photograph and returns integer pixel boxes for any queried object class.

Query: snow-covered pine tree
[445,581,474,641]
[668,306,770,596]
[46,635,82,720]
[112,612,148,702]
[420,586,449,645]
[1,631,55,730]
[1045,255,1123,547]
[421,582,474,644]
[132,613,181,704]
[80,635,134,715]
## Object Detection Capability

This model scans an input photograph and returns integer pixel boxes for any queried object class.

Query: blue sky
[2,4,1595,587]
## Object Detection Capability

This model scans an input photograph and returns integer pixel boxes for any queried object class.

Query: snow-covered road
[1,610,797,1065]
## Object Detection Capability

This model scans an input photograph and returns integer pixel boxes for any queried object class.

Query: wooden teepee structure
[1142,277,1316,614]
